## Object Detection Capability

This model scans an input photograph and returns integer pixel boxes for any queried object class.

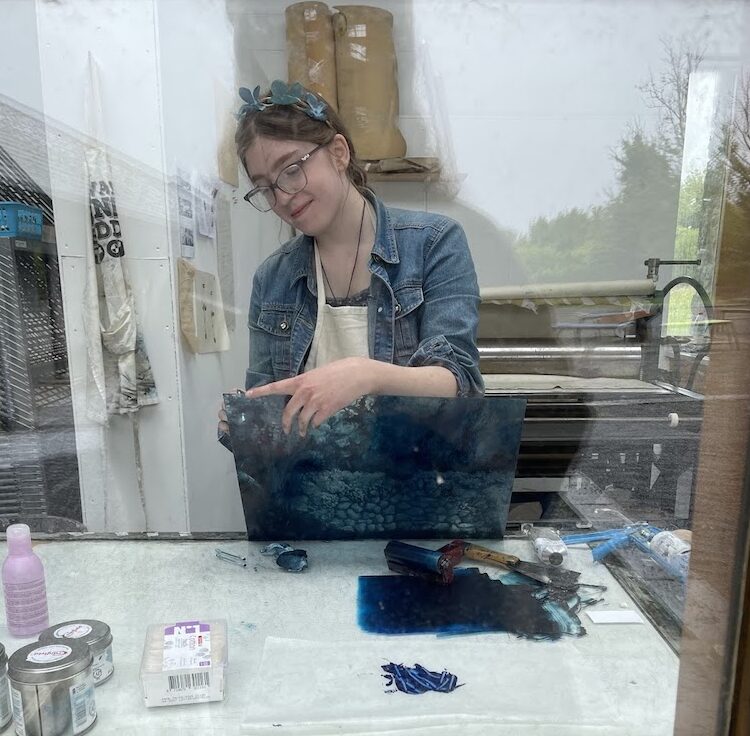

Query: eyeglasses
[244,142,328,212]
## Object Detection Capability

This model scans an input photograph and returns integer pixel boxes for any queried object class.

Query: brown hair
[235,87,368,195]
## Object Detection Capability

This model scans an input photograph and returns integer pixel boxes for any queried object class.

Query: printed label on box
[162,621,212,671]
[143,667,224,707]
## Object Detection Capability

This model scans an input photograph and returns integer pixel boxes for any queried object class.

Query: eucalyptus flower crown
[238,80,328,122]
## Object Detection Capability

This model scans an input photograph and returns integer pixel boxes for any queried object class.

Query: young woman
[220,81,483,440]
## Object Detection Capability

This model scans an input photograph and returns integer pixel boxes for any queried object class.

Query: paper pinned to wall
[178,258,229,353]
[177,169,195,258]
[215,190,235,331]
[195,176,217,240]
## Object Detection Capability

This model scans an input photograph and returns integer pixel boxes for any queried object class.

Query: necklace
[320,198,367,301]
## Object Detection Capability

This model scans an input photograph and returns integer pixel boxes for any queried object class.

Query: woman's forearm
[366,359,458,398]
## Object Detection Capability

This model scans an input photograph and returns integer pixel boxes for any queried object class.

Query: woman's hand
[218,406,229,436]
[217,389,243,437]
[246,357,374,436]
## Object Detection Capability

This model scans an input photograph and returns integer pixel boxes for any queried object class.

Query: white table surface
[0,539,679,736]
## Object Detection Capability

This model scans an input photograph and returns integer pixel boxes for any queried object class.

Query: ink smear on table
[225,395,526,541]
[358,571,586,639]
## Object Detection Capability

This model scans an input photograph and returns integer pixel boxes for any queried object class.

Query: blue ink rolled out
[382,662,462,694]
[358,573,585,639]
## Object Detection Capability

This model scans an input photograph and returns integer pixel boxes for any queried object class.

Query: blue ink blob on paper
[225,395,526,541]
[382,663,462,694]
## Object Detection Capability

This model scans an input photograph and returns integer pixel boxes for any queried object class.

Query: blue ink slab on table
[358,572,585,639]
[224,394,526,541]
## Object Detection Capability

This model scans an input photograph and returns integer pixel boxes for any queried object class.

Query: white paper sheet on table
[587,610,644,625]
[240,637,675,736]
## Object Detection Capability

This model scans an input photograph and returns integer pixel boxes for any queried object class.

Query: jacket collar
[288,190,399,292]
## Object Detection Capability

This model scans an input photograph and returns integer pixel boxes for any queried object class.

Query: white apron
[304,243,370,371]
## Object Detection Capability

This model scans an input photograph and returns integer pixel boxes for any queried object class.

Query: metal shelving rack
[0,145,82,530]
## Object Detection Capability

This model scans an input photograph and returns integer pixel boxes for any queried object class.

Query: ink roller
[440,540,581,587]
[384,540,463,584]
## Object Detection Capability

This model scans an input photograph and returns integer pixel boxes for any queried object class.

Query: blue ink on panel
[225,395,526,541]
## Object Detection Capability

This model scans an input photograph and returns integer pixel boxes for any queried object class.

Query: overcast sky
[407,0,749,232]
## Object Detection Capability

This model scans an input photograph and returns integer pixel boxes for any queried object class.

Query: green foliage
[676,171,705,229]
[674,225,699,261]
[663,285,694,336]
[513,39,717,287]
[513,131,681,282]
[514,208,607,282]
[602,132,680,274]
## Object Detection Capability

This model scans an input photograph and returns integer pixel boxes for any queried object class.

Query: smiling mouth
[290,201,311,218]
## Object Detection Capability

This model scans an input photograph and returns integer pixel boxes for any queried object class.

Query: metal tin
[8,640,97,736]
[0,643,12,730]
[39,621,114,686]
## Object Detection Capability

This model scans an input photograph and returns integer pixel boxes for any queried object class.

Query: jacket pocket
[256,304,295,373]
[393,284,423,359]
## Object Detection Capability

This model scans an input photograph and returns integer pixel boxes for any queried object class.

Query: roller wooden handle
[462,544,520,568]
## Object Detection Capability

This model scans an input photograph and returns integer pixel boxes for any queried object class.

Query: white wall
[1,1,44,111]
[155,0,253,532]
[34,0,188,532]
[0,0,50,192]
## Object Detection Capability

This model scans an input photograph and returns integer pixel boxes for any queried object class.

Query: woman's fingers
[281,390,308,435]
[217,388,242,438]
[246,362,369,436]
[247,377,298,398]
[296,401,322,438]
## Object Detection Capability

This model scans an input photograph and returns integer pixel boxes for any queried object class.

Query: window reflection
[0,1,749,735]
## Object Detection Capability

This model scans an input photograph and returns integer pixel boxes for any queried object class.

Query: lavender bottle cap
[6,523,32,555]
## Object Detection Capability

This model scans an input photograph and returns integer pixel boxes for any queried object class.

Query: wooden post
[673,93,750,734]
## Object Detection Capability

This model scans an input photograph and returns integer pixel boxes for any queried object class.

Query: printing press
[479,258,711,534]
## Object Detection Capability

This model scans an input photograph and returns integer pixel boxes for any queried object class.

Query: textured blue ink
[357,573,586,639]
[382,663,462,694]
[225,395,526,541]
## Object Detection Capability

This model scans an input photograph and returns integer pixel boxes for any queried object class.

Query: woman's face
[243,134,350,236]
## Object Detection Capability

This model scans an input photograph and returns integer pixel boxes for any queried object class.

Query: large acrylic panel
[224,395,526,540]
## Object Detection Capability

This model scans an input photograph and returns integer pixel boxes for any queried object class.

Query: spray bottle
[521,523,568,567]
[2,524,49,637]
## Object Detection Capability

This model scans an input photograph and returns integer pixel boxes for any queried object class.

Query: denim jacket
[245,192,484,397]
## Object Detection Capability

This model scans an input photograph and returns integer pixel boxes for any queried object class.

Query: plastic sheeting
[240,636,676,735]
